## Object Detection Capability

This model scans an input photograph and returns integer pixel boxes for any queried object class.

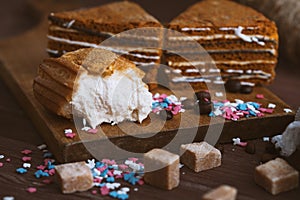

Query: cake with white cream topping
[33,48,153,128]
[47,1,163,89]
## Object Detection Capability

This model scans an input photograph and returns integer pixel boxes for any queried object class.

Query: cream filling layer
[47,35,161,58]
[71,68,153,128]
[180,26,259,32]
[49,25,160,41]
[168,60,276,67]
[176,26,274,46]
[170,68,271,78]
[168,34,274,42]
[172,73,270,83]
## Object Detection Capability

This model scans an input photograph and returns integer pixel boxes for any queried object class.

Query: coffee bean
[182,99,196,109]
[199,103,212,114]
[195,91,211,104]
[225,79,241,93]
[260,153,277,163]
[240,85,253,94]
[159,110,173,120]
[245,141,256,154]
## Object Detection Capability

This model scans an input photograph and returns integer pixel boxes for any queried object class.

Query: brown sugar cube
[144,148,180,190]
[55,161,93,194]
[254,158,299,195]
[202,185,238,200]
[180,142,221,172]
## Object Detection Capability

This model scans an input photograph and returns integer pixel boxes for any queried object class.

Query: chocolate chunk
[199,103,212,115]
[225,80,241,93]
[195,91,211,104]
[245,141,256,154]
[159,110,173,120]
[240,85,253,94]
[260,153,277,163]
[182,99,196,109]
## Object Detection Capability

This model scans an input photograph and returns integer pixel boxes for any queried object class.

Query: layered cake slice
[166,0,278,90]
[33,48,153,128]
[47,1,163,88]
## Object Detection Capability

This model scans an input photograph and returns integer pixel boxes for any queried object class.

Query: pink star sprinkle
[87,128,98,134]
[22,156,32,162]
[26,187,37,193]
[138,179,144,185]
[65,133,76,138]
[6,158,11,162]
[48,169,55,175]
[21,149,32,155]
[0,162,3,167]
[256,94,264,99]
[100,186,110,195]
[36,165,46,170]
[91,190,97,195]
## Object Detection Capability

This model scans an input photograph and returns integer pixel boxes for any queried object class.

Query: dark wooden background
[0,0,299,199]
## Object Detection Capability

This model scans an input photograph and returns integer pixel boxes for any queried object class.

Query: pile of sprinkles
[209,99,274,121]
[87,158,144,199]
[1,142,145,200]
[152,93,185,115]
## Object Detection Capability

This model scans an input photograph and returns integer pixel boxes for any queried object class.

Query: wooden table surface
[0,0,299,199]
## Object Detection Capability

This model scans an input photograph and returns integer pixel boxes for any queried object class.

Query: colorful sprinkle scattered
[37,144,47,150]
[268,103,276,109]
[65,133,76,138]
[22,156,32,162]
[0,162,3,167]
[152,93,185,115]
[209,99,274,121]
[256,94,264,99]
[6,158,11,162]
[87,128,98,134]
[284,108,293,113]
[263,137,270,142]
[0,155,5,159]
[26,187,37,193]
[232,138,247,147]
[3,196,15,200]
[21,149,32,155]
[16,168,27,174]
[23,163,31,168]
[100,186,110,195]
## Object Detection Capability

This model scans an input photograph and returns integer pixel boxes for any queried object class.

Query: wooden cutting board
[0,0,295,163]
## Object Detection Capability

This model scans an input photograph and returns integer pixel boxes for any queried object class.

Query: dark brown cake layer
[166,0,278,88]
[166,39,277,53]
[168,0,278,39]
[49,1,163,34]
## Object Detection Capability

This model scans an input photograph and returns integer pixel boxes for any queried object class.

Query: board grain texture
[0,0,295,163]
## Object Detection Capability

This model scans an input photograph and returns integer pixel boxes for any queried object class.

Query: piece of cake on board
[166,0,278,91]
[47,1,163,89]
[33,48,153,128]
